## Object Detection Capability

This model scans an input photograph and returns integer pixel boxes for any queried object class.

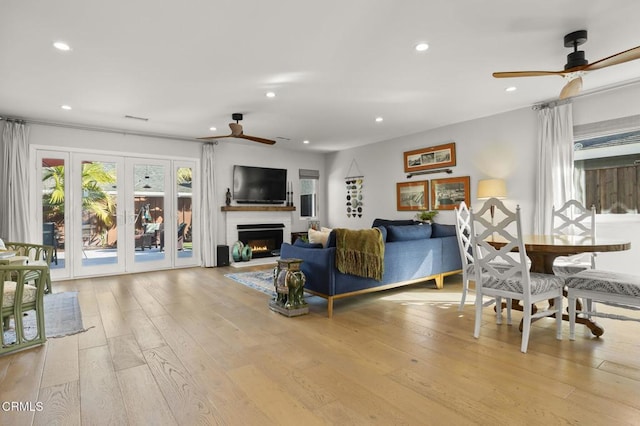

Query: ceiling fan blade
[583,45,640,71]
[492,70,567,78]
[197,134,233,140]
[559,76,583,99]
[238,134,276,145]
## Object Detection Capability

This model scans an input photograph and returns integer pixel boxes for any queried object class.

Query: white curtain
[200,143,218,267]
[534,102,574,234]
[0,120,30,241]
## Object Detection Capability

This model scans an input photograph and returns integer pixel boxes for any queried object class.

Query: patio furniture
[2,242,54,294]
[135,228,154,251]
[158,223,188,251]
[42,222,59,265]
[1,264,48,355]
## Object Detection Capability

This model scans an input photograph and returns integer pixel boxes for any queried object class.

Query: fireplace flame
[251,245,269,252]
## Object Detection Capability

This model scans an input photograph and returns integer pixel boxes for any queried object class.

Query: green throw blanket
[335,228,385,281]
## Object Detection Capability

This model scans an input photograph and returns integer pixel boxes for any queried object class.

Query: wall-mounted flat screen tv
[233,165,287,204]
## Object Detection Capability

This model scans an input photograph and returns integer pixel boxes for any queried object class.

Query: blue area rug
[225,269,276,297]
[3,291,88,345]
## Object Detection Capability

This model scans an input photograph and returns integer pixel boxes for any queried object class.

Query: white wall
[28,124,202,159]
[26,123,327,249]
[325,83,640,274]
[326,106,538,230]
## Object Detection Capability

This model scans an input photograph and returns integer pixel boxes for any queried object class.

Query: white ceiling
[2,1,640,152]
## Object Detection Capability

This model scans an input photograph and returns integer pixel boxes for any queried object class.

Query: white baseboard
[230,257,279,268]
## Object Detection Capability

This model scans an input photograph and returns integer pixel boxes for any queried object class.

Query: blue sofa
[279,219,463,317]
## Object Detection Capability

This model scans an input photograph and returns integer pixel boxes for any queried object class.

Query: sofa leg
[434,274,444,289]
[327,297,334,318]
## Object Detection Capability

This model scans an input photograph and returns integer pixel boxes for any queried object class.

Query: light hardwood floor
[1,266,640,425]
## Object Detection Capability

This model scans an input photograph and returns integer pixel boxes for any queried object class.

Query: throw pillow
[309,228,332,247]
[431,223,457,238]
[373,225,387,242]
[386,224,432,242]
[371,218,418,228]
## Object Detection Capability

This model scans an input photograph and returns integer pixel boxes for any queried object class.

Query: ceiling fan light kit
[493,30,640,99]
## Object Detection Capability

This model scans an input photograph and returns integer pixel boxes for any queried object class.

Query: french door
[37,149,198,280]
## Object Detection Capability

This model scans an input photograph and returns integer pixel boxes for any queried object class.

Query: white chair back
[470,198,532,295]
[552,200,595,238]
[552,200,596,270]
[454,202,473,268]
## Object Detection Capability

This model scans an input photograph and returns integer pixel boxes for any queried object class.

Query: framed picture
[396,180,429,211]
[430,176,470,210]
[403,142,456,173]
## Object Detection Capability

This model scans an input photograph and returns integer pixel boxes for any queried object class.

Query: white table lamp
[477,178,507,221]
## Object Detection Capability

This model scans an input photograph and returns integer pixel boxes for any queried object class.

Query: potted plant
[416,210,438,223]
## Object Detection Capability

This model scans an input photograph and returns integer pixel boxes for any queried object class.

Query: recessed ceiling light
[303,140,310,144]
[266,91,276,98]
[375,117,383,122]
[415,42,429,52]
[505,86,517,92]
[61,105,72,110]
[53,41,71,51]
[209,126,217,131]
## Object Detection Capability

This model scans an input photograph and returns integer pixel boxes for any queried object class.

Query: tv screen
[233,165,287,204]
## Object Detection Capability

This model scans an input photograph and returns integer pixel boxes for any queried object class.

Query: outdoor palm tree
[42,162,117,240]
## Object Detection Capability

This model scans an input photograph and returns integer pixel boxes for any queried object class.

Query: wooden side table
[269,258,309,317]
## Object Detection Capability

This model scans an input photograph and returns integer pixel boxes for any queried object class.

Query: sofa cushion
[371,218,418,228]
[293,239,323,249]
[431,223,457,238]
[386,224,432,242]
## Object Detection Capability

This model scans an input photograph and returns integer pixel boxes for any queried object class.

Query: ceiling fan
[198,113,276,145]
[493,30,640,99]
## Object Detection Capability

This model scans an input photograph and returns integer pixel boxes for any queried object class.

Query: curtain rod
[532,77,640,110]
[0,116,201,143]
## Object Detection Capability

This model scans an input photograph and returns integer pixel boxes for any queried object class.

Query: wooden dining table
[486,234,631,336]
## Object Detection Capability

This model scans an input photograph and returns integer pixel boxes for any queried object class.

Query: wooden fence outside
[584,165,640,213]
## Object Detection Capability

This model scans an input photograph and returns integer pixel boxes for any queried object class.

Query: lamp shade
[477,179,507,199]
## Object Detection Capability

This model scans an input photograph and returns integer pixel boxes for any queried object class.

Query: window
[299,169,319,218]
[574,116,640,214]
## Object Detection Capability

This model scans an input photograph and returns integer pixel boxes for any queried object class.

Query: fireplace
[237,223,284,258]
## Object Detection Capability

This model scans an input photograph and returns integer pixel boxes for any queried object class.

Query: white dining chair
[455,202,511,318]
[567,269,640,340]
[552,200,596,275]
[470,198,564,353]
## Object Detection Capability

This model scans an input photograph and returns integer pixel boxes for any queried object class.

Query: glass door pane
[128,159,172,271]
[177,166,193,260]
[176,162,198,266]
[39,152,69,280]
[75,155,125,276]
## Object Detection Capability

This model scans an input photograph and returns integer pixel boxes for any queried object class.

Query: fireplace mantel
[221,206,296,212]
